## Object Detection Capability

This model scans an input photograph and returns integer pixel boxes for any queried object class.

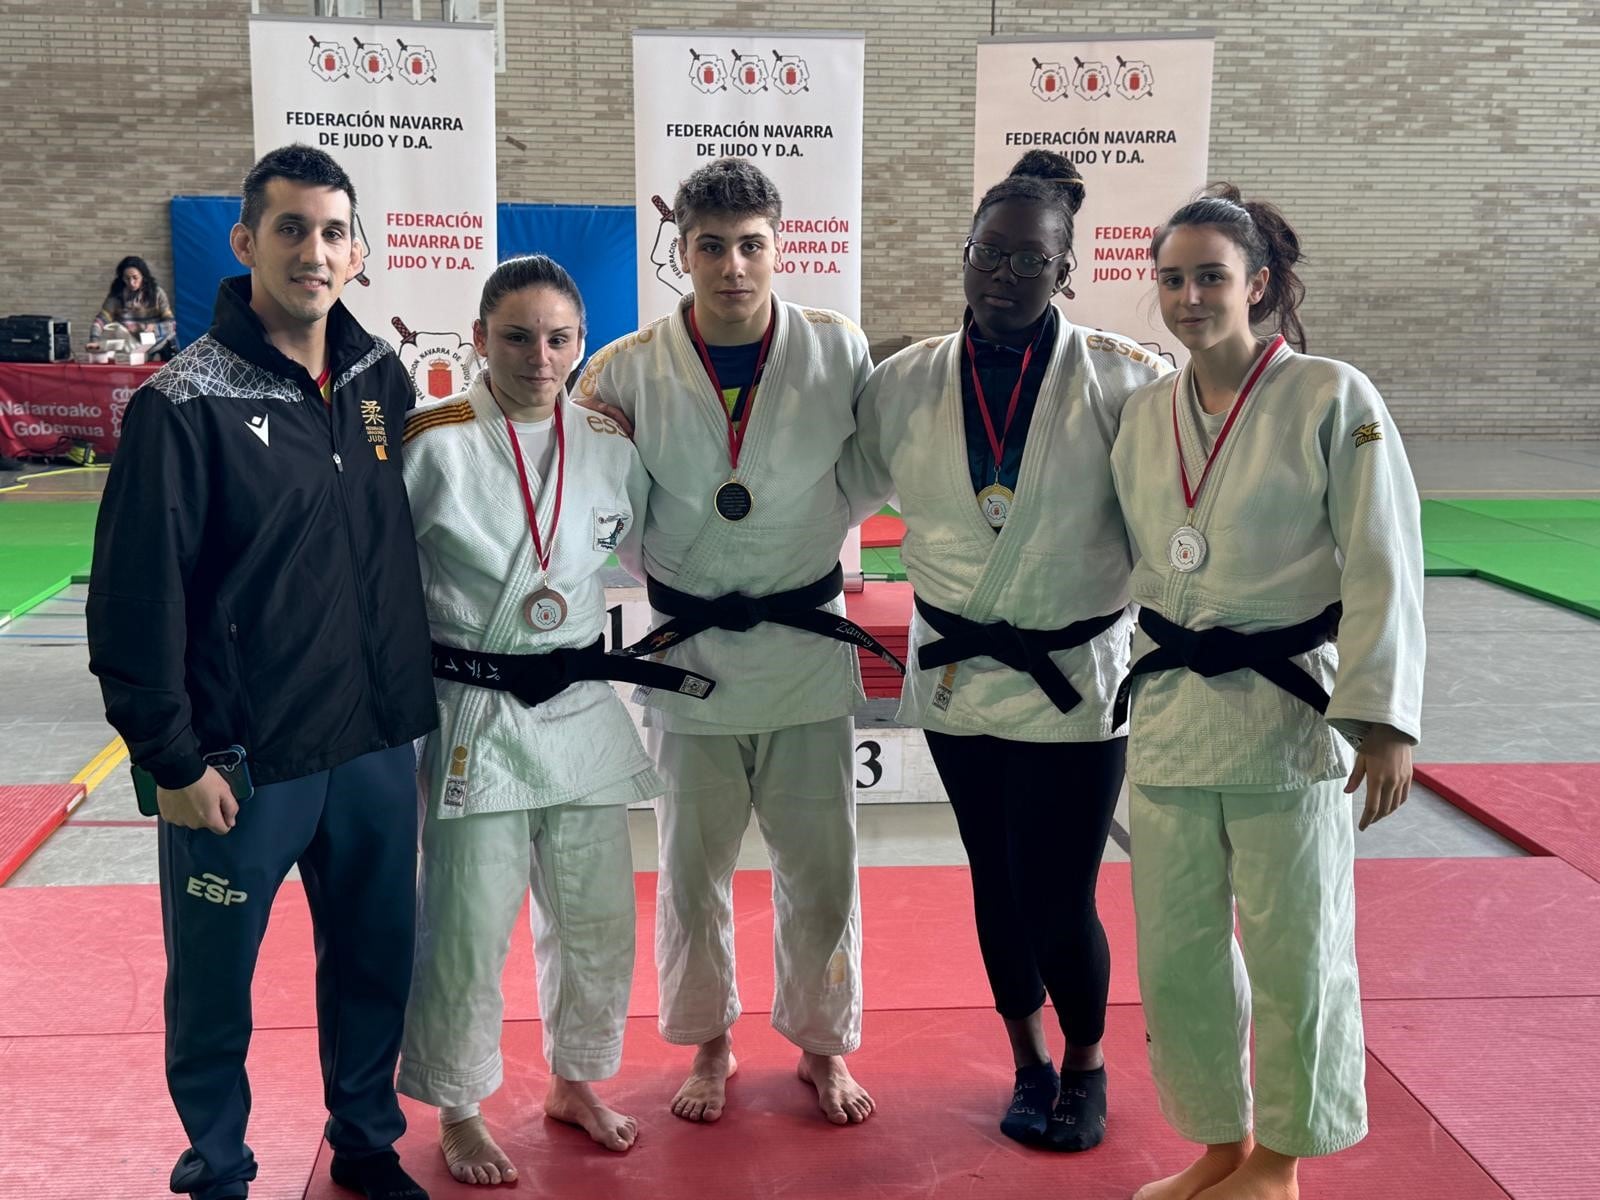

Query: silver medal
[1168,525,1208,573]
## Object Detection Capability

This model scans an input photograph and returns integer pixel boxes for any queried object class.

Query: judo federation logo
[397,39,438,85]
[308,36,352,82]
[1029,54,1153,102]
[352,38,395,83]
[361,399,389,460]
[689,49,730,93]
[1115,55,1155,99]
[730,50,768,94]
[1353,422,1383,447]
[648,193,688,296]
[1030,58,1069,101]
[688,47,809,95]
[771,51,811,94]
[1071,57,1111,100]
[391,316,482,400]
[307,34,436,84]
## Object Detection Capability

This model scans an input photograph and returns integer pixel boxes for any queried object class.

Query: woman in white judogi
[397,256,659,1185]
[1109,188,1424,1200]
[576,158,881,1128]
[842,151,1167,1152]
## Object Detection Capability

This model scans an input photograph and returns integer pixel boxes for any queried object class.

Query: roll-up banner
[631,29,865,325]
[974,33,1213,367]
[248,15,497,398]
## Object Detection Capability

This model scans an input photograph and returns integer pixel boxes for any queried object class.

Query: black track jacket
[87,276,436,789]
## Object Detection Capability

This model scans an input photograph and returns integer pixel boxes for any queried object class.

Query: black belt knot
[1113,602,1342,728]
[1175,625,1252,678]
[705,591,768,634]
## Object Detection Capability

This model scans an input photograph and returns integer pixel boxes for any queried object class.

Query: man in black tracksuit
[87,146,435,1200]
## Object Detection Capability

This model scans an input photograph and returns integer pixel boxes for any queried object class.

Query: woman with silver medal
[397,256,665,1184]
[843,151,1169,1153]
[1109,189,1424,1200]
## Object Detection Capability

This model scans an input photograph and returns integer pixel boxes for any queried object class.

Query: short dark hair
[240,143,357,231]
[477,254,587,336]
[673,157,782,238]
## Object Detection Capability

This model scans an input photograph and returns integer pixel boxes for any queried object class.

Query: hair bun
[1008,149,1086,215]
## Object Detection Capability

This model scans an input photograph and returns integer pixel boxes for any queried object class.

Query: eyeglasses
[964,240,1067,279]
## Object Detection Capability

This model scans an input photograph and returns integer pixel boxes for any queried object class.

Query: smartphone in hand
[132,745,254,817]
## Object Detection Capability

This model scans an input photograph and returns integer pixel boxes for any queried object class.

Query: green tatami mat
[0,501,99,620]
[860,501,1599,616]
[1422,499,1600,620]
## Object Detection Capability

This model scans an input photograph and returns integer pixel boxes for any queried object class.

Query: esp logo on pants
[186,873,248,907]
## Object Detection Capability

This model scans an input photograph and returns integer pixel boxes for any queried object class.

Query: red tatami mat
[1416,762,1600,884]
[844,581,913,697]
[1353,857,1600,999]
[0,783,82,884]
[1365,997,1600,1200]
[297,1007,1506,1200]
[0,866,1138,1039]
[12,857,1600,1041]
[0,1027,328,1200]
[861,513,906,547]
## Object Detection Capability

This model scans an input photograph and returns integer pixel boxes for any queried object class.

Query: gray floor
[3,439,1597,886]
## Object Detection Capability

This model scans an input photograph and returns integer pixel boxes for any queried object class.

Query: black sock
[999,1061,1059,1145]
[329,1149,429,1200]
[1043,1065,1107,1152]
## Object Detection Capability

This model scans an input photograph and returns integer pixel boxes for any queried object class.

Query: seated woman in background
[89,256,176,354]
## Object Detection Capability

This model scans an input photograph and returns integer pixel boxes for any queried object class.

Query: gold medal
[977,483,1014,529]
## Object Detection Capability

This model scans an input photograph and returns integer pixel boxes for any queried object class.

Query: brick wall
[2,0,1595,436]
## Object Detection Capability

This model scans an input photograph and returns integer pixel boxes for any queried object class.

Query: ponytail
[1151,183,1307,351]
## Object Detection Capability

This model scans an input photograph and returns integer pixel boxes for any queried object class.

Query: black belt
[615,562,906,675]
[432,636,715,708]
[1112,603,1342,727]
[915,597,1124,715]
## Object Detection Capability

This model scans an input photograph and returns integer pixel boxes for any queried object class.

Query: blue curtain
[169,196,241,349]
[168,199,637,353]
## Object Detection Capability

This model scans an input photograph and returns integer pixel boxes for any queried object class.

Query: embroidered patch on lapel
[593,509,627,552]
[1353,422,1383,447]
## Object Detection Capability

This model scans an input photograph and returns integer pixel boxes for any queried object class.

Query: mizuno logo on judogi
[1353,422,1382,446]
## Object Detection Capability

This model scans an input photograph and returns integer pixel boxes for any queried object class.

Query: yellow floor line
[0,465,109,494]
[72,735,128,797]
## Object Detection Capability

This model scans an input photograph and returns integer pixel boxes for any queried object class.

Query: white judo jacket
[576,296,873,735]
[1109,342,1426,789]
[402,375,660,817]
[843,317,1170,741]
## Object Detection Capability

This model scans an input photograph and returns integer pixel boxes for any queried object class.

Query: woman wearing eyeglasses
[841,150,1170,1151]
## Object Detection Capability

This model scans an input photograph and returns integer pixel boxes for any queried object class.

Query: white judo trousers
[650,717,862,1056]
[398,800,636,1103]
[1129,778,1367,1157]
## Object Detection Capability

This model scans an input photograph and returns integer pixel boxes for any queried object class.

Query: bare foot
[439,1112,518,1186]
[1134,1140,1253,1200]
[796,1052,875,1125]
[671,1034,738,1123]
[1191,1146,1299,1200]
[544,1075,639,1152]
